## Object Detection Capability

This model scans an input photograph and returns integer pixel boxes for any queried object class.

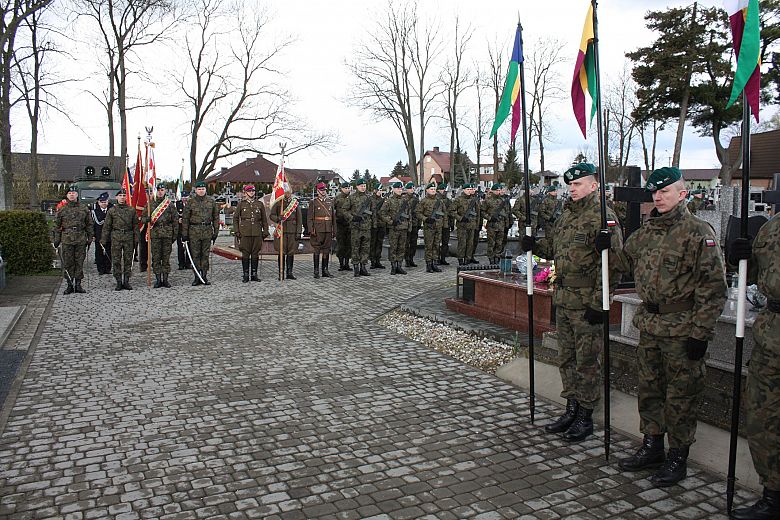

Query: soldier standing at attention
[175,192,191,270]
[482,182,511,264]
[452,183,480,266]
[344,178,373,277]
[369,185,387,269]
[437,182,452,266]
[144,183,178,288]
[182,180,220,286]
[380,181,410,275]
[729,215,780,519]
[521,163,624,443]
[499,184,513,255]
[334,182,352,271]
[511,189,530,239]
[687,189,705,215]
[415,182,445,273]
[54,185,94,294]
[92,192,112,275]
[307,182,335,279]
[405,182,420,268]
[233,184,269,283]
[538,183,562,237]
[269,187,302,280]
[101,189,137,291]
[616,166,726,487]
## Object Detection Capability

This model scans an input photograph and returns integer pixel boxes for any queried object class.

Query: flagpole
[591,0,612,461]
[144,138,152,288]
[517,17,536,424]
[726,93,751,515]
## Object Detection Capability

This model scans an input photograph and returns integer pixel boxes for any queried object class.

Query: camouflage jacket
[511,196,530,231]
[746,214,780,345]
[144,198,178,241]
[371,194,387,229]
[537,194,564,235]
[437,193,452,230]
[233,198,269,238]
[55,201,94,246]
[182,194,220,238]
[333,191,351,225]
[535,192,624,310]
[481,193,511,231]
[620,201,727,340]
[416,193,446,229]
[343,191,373,231]
[379,193,411,231]
[101,203,137,245]
[405,193,420,227]
[451,193,481,231]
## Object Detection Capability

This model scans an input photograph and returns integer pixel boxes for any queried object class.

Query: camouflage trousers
[556,306,602,408]
[190,227,213,275]
[486,225,505,260]
[637,333,705,448]
[407,225,420,260]
[111,239,134,279]
[350,227,371,264]
[387,229,407,261]
[150,238,173,275]
[440,225,451,259]
[336,224,351,259]
[61,243,87,281]
[423,224,441,262]
[370,226,386,263]
[456,225,476,260]
[746,311,780,489]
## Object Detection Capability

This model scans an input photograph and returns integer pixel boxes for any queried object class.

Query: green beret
[391,181,404,189]
[462,183,475,189]
[645,167,682,192]
[340,181,350,188]
[405,182,415,189]
[156,182,166,189]
[425,181,437,189]
[491,182,504,191]
[194,181,206,188]
[67,184,79,192]
[564,162,597,184]
[355,178,366,186]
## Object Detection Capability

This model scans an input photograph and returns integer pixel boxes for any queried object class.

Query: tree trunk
[651,120,658,171]
[672,2,697,168]
[107,67,115,161]
[537,105,545,173]
[0,31,16,210]
[117,47,128,174]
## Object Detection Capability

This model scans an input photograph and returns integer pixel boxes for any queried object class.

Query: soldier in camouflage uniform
[521,163,623,443]
[143,183,178,288]
[416,182,445,273]
[511,190,530,237]
[54,184,94,294]
[729,216,780,519]
[405,182,420,268]
[499,185,513,255]
[333,182,352,271]
[233,184,269,283]
[437,183,452,266]
[307,182,335,279]
[269,188,302,280]
[101,189,137,291]
[181,180,220,286]
[616,167,727,488]
[537,184,563,237]
[451,183,480,266]
[482,183,512,264]
[369,185,387,269]
[343,178,373,276]
[686,190,705,215]
[379,181,410,275]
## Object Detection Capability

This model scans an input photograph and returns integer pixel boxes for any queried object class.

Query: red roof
[379,175,413,184]
[206,155,340,185]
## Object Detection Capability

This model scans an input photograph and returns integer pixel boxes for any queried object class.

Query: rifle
[462,196,477,223]
[430,197,444,224]
[393,198,410,226]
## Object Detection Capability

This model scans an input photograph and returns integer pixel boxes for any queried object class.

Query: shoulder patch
[705,238,717,247]
[607,220,617,227]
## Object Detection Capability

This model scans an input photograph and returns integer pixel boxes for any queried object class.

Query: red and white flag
[270,154,288,209]
[147,142,157,198]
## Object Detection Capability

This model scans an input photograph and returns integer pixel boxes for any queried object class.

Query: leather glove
[729,237,752,262]
[211,235,217,245]
[686,337,708,361]
[352,215,363,223]
[449,223,455,232]
[583,307,603,325]
[53,241,60,248]
[425,217,436,224]
[520,235,535,253]
[594,231,611,252]
[235,232,241,239]
[181,236,188,243]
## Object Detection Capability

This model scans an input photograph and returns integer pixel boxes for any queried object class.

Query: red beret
[243,184,256,192]
[316,182,327,190]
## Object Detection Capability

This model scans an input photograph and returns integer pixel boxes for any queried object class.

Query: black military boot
[203,273,211,285]
[123,275,133,290]
[390,261,397,275]
[649,446,689,487]
[74,279,86,293]
[731,487,780,520]
[162,273,171,288]
[321,255,333,278]
[426,261,434,273]
[154,274,162,288]
[353,263,360,277]
[544,399,579,434]
[64,281,75,295]
[375,260,386,269]
[370,260,378,269]
[408,256,417,267]
[286,255,296,280]
[439,255,450,266]
[469,257,479,264]
[618,434,665,472]
[313,254,320,279]
[114,277,123,291]
[396,261,407,275]
[339,257,349,271]
[192,275,201,286]
[431,261,442,273]
[242,259,250,283]
[251,258,260,281]
[359,263,370,276]
[562,407,593,442]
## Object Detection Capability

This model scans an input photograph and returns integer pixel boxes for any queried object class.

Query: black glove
[520,235,535,253]
[212,235,217,244]
[425,217,436,225]
[392,218,400,226]
[352,215,363,223]
[729,237,752,262]
[583,307,603,325]
[53,241,60,248]
[686,337,708,361]
[181,236,188,243]
[594,231,611,252]
[449,223,455,232]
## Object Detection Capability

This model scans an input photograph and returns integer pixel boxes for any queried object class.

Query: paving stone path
[0,251,757,519]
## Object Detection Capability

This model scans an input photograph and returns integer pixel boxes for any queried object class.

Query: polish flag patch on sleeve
[705,239,717,247]
[607,220,617,227]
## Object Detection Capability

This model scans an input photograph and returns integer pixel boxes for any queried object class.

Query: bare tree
[409,13,442,181]
[486,38,505,180]
[440,16,473,185]
[0,0,54,209]
[177,0,333,182]
[467,64,490,185]
[605,62,638,183]
[525,37,567,174]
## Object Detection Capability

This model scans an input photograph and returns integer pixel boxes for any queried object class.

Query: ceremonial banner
[725,0,761,121]
[571,3,598,138]
[270,155,288,209]
[131,143,147,218]
[489,24,524,141]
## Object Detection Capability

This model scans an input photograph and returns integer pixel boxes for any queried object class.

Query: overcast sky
[14,0,772,182]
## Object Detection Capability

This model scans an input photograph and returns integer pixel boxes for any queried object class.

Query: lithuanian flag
[571,4,597,138]
[725,0,760,121]
[489,24,524,141]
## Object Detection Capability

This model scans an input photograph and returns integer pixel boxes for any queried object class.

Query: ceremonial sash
[146,197,171,240]
[274,198,299,238]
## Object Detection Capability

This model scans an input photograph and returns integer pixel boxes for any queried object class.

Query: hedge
[0,210,54,275]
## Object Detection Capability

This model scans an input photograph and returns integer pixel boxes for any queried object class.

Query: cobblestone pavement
[0,251,757,519]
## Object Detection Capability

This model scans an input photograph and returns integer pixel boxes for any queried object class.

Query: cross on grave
[763,173,780,213]
[613,165,652,239]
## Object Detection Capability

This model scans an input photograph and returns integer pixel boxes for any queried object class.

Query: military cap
[405,182,415,189]
[243,184,256,192]
[67,184,79,192]
[355,178,366,186]
[425,181,437,190]
[563,162,597,184]
[117,188,127,196]
[462,183,475,189]
[491,182,504,191]
[391,181,404,189]
[315,182,327,190]
[438,182,448,190]
[97,192,109,201]
[194,180,207,188]
[645,166,682,192]
[156,182,166,190]
[340,181,350,188]
[181,191,190,197]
